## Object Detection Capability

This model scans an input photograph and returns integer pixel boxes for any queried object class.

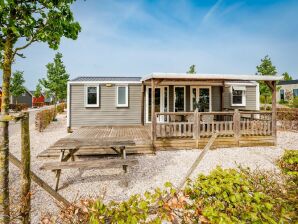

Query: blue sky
[4,0,298,89]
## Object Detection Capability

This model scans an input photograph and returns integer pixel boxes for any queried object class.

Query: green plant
[279,99,288,105]
[184,167,290,223]
[292,97,298,108]
[279,150,298,177]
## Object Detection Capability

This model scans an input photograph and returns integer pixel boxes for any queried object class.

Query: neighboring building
[10,88,33,108]
[31,91,45,107]
[277,79,298,102]
[67,74,262,129]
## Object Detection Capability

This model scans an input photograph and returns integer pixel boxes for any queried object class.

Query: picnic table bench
[40,138,137,191]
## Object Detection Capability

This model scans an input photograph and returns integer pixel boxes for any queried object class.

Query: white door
[146,86,168,123]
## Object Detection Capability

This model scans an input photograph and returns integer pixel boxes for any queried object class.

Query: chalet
[277,79,298,102]
[67,73,282,149]
[10,88,33,108]
[31,91,45,107]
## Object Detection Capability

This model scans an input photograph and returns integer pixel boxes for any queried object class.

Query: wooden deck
[39,120,275,158]
[38,126,153,157]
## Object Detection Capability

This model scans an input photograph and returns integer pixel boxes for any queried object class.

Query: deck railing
[154,110,273,139]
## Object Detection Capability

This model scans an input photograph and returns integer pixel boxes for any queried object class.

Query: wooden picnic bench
[40,138,137,191]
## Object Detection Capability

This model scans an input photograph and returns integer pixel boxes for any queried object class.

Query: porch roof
[141,73,283,82]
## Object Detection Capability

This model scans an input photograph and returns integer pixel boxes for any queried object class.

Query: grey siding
[223,85,257,110]
[70,84,142,127]
[211,86,221,111]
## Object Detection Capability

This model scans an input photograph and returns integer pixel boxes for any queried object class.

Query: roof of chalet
[71,76,142,82]
[277,79,298,85]
[141,73,284,81]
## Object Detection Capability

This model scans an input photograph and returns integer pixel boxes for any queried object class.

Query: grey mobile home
[67,74,261,129]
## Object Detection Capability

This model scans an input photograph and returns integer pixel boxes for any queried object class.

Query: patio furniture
[40,138,137,191]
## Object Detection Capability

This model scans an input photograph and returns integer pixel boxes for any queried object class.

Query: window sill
[116,105,128,108]
[231,104,246,107]
[85,104,99,108]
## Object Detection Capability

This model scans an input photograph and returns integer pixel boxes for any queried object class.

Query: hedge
[277,108,298,131]
[35,103,66,132]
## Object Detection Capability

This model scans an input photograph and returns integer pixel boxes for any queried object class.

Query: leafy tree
[10,70,26,105]
[282,72,292,81]
[256,55,277,108]
[34,83,42,98]
[39,52,69,120]
[187,65,196,74]
[0,1,81,222]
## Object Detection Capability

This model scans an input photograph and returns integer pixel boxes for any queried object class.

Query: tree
[0,2,81,223]
[187,65,196,74]
[10,70,26,105]
[256,55,277,108]
[39,52,69,120]
[34,83,42,98]
[282,72,292,81]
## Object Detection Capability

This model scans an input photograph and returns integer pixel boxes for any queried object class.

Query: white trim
[116,85,129,107]
[190,86,212,112]
[69,81,141,84]
[85,85,100,107]
[230,86,246,106]
[142,73,283,81]
[174,86,186,112]
[225,81,257,86]
[256,83,260,110]
[67,82,70,127]
[145,86,169,123]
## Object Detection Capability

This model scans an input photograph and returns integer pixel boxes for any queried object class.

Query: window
[293,89,298,98]
[191,87,211,112]
[174,86,185,112]
[116,86,128,107]
[231,86,246,106]
[280,89,285,101]
[85,86,99,107]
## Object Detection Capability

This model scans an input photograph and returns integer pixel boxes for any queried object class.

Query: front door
[191,87,211,112]
[146,86,168,123]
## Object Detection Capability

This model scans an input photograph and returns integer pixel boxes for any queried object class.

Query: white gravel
[8,113,298,222]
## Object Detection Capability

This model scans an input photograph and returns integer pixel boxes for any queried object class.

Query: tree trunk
[0,35,13,224]
[53,96,57,121]
[20,113,31,224]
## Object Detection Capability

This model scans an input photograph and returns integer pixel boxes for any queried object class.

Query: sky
[3,0,298,89]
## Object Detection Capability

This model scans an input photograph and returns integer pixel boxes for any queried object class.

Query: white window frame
[230,86,246,106]
[174,86,186,112]
[116,85,128,107]
[85,85,99,107]
[190,86,212,111]
[280,89,285,100]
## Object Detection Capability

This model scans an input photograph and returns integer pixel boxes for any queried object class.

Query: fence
[154,110,273,139]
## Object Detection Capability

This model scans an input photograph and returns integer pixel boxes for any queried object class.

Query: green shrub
[279,150,298,177]
[184,167,292,223]
[292,97,298,108]
[35,107,56,132]
[278,99,288,105]
[56,103,66,113]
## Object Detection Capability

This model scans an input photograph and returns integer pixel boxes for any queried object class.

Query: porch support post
[141,82,145,126]
[271,81,277,145]
[151,79,156,144]
[233,109,240,146]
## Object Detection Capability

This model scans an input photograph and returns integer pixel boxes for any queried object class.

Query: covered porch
[141,73,283,148]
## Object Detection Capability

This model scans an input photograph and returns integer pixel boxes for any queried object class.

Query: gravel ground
[8,113,298,222]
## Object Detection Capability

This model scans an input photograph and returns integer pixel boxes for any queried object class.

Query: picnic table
[40,138,137,191]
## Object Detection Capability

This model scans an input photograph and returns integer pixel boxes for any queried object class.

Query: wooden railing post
[233,109,240,146]
[20,112,31,224]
